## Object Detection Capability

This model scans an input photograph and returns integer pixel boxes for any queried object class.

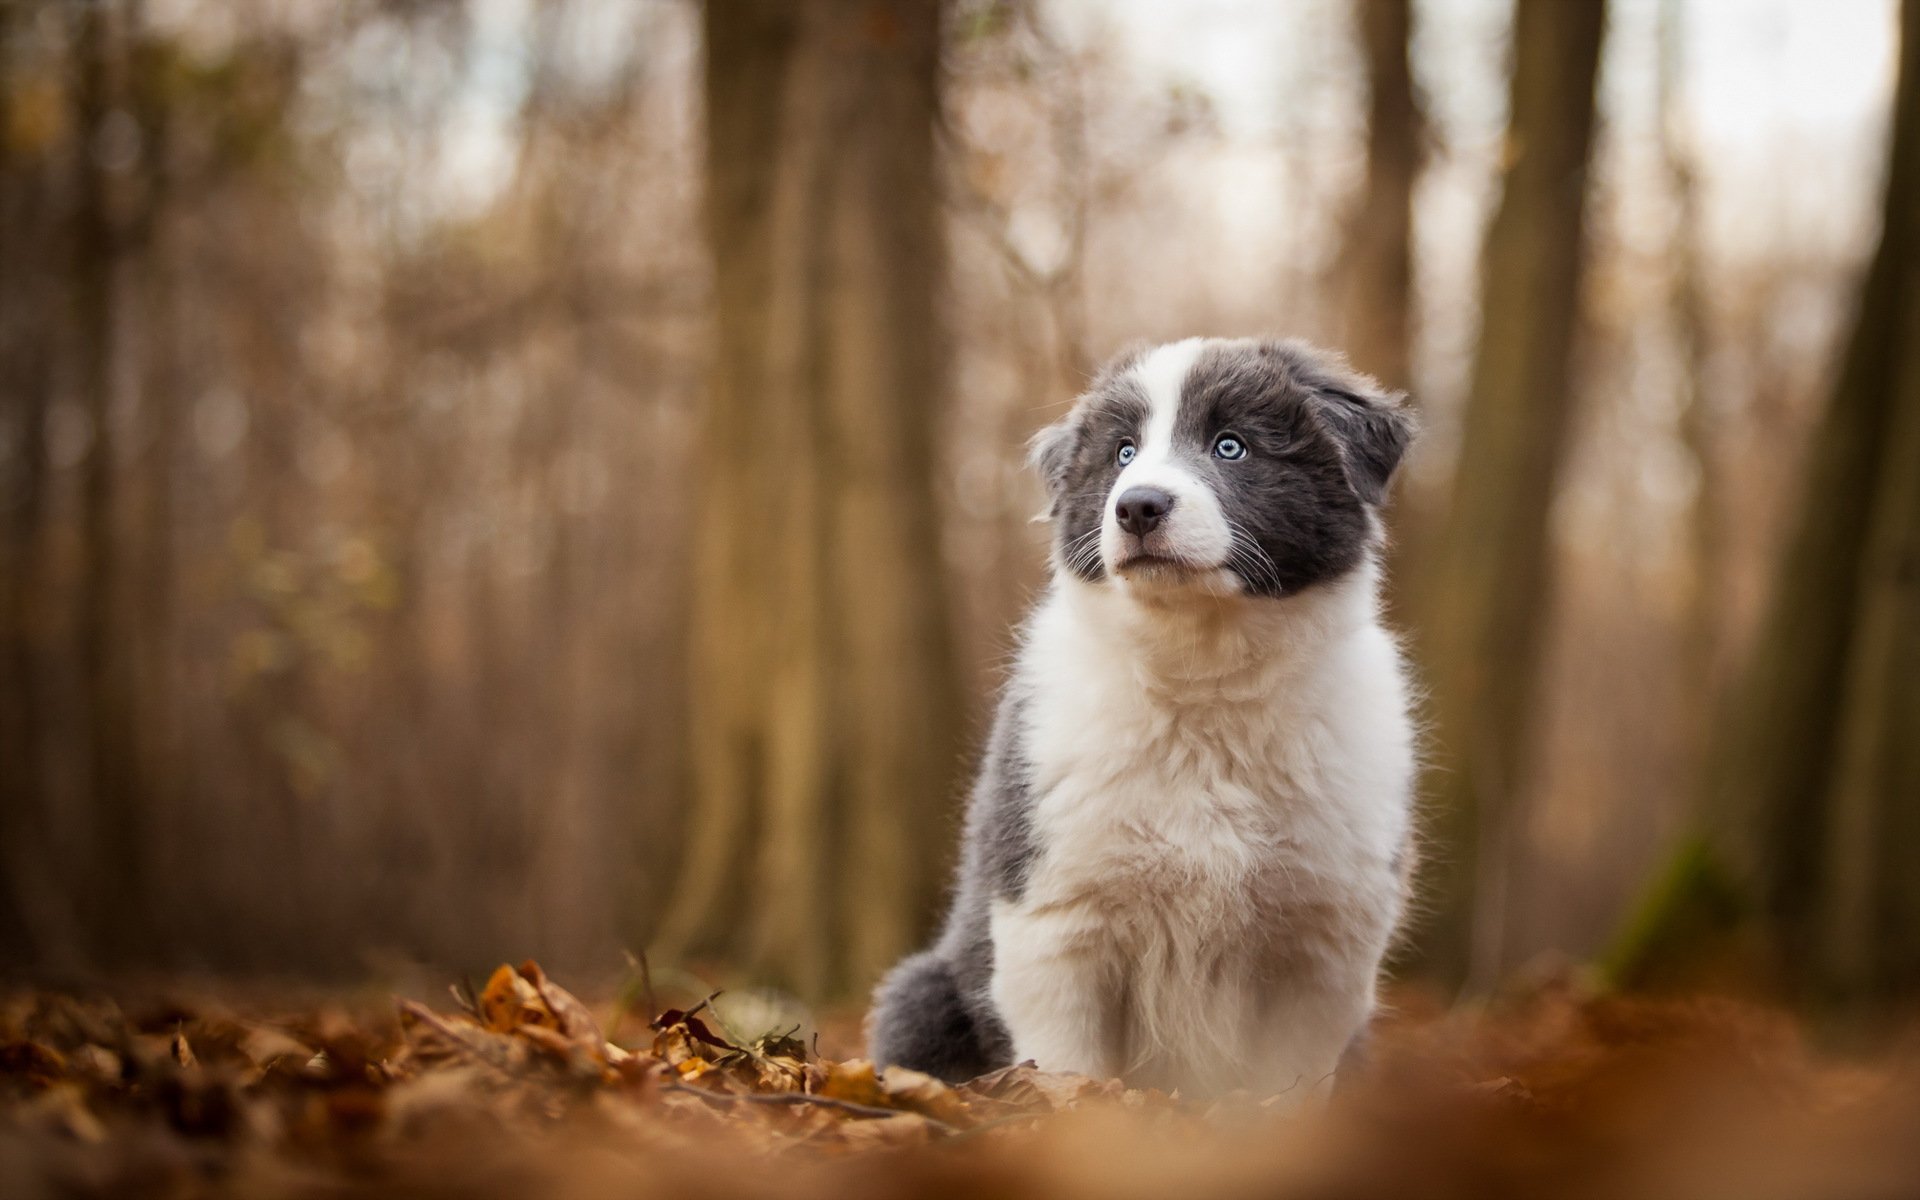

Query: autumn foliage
[5,962,1920,1198]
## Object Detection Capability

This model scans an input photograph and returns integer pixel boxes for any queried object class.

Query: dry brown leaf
[0,1040,66,1087]
[477,963,540,1034]
[819,1059,891,1109]
[23,1082,107,1143]
[961,1062,1109,1112]
[879,1065,973,1127]
[69,1043,121,1084]
[834,1110,941,1148]
[399,999,531,1077]
[240,1024,314,1069]
[748,1053,809,1094]
[171,1028,197,1068]
[519,960,602,1048]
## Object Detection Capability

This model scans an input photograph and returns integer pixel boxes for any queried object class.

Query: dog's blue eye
[1214,434,1247,460]
[1116,441,1136,466]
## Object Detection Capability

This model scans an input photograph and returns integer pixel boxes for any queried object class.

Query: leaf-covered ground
[4,962,1920,1199]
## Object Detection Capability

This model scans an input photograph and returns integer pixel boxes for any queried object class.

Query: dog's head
[1031,338,1414,598]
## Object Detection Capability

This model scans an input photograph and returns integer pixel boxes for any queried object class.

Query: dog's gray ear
[1314,383,1416,506]
[1026,416,1079,521]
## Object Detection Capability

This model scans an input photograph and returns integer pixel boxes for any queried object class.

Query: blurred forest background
[1,0,1916,1017]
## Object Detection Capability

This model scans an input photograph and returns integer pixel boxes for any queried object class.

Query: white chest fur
[987,568,1414,1098]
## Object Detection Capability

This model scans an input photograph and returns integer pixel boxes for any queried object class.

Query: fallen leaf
[819,1059,891,1109]
[960,1062,1108,1112]
[519,961,602,1048]
[879,1065,973,1127]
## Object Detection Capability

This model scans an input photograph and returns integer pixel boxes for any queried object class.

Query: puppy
[868,337,1418,1098]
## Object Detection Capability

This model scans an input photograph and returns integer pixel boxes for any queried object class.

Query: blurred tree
[1413,0,1608,987]
[0,0,56,962]
[69,0,148,962]
[1657,0,1724,718]
[653,0,960,999]
[126,0,184,881]
[1612,0,1920,1008]
[1332,0,1422,393]
[1334,0,1431,687]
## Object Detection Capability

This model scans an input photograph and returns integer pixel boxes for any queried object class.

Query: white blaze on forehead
[1100,337,1236,588]
[1128,337,1208,466]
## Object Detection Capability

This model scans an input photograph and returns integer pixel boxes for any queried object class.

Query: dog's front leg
[1251,968,1376,1104]
[987,902,1119,1079]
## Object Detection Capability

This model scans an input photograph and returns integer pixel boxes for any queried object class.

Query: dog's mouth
[1113,551,1212,576]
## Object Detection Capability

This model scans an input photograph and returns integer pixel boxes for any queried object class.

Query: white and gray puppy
[867,337,1419,1098]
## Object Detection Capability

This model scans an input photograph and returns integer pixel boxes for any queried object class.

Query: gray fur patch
[866,683,1033,1078]
[1175,340,1412,594]
[1036,366,1150,583]
[970,690,1040,902]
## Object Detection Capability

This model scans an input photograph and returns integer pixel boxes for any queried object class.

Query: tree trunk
[1751,0,1920,1004]
[70,0,145,964]
[654,0,959,1000]
[1614,0,1920,1007]
[1658,0,1725,718]
[1333,0,1422,393]
[0,0,56,962]
[1411,0,1607,988]
[128,0,184,954]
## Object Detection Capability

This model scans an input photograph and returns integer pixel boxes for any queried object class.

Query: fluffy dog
[869,337,1418,1098]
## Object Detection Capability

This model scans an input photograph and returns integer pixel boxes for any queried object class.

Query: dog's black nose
[1114,487,1175,537]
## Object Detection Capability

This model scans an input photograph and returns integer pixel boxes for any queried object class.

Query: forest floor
[4,961,1919,1199]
